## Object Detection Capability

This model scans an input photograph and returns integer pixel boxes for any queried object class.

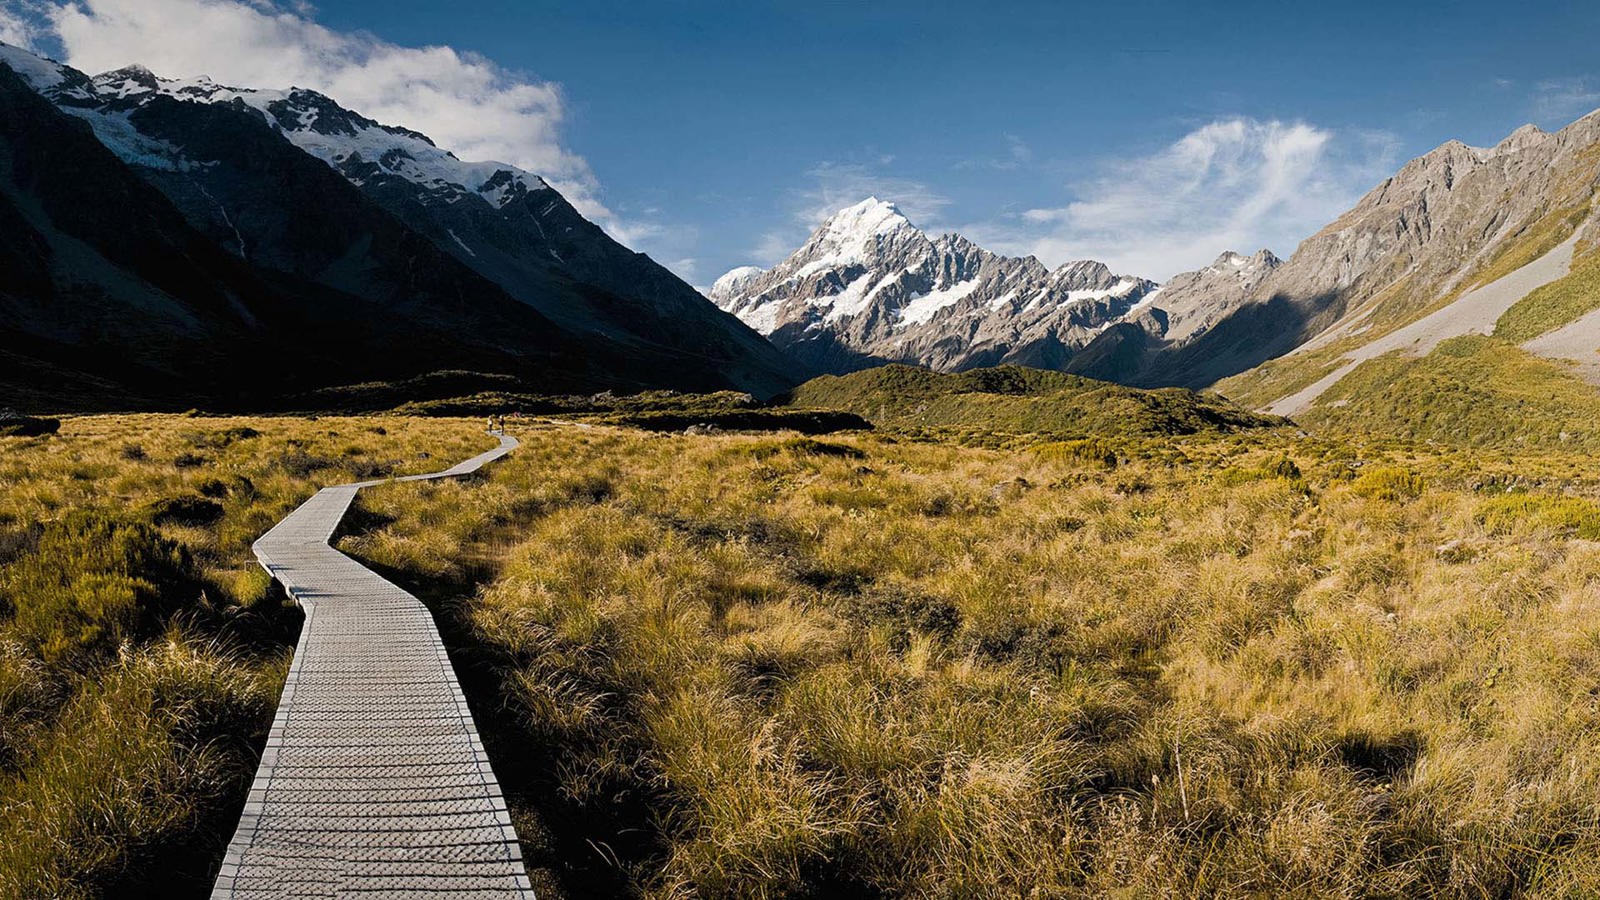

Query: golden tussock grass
[0,414,497,896]
[342,422,1600,898]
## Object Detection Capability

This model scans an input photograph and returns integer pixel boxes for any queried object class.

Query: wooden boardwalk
[213,433,532,899]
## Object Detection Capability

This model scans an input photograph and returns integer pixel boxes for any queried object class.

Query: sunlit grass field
[0,415,493,898]
[344,422,1600,898]
[13,410,1600,897]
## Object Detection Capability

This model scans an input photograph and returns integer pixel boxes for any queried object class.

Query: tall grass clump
[341,420,1600,897]
[0,413,497,895]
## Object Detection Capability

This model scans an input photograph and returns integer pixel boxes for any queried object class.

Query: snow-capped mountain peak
[1208,249,1281,275]
[710,265,766,299]
[819,196,915,242]
[0,44,552,211]
[708,197,1177,375]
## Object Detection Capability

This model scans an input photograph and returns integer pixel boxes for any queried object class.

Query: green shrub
[1033,438,1119,469]
[181,426,259,450]
[838,584,962,648]
[735,437,867,461]
[1351,466,1425,501]
[0,414,60,438]
[142,495,225,527]
[1477,493,1600,539]
[0,513,195,664]
[1216,454,1304,488]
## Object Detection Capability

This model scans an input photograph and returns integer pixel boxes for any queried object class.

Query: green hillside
[786,364,1289,437]
[1301,335,1600,448]
[1493,242,1600,342]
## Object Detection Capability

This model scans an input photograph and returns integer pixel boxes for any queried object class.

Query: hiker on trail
[486,416,496,434]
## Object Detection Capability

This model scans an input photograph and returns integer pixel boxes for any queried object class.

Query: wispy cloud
[967,117,1399,280]
[954,133,1034,172]
[795,161,950,230]
[748,160,949,266]
[3,0,691,260]
[1531,76,1600,125]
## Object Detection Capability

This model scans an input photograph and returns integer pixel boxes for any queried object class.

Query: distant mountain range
[716,114,1600,407]
[0,43,794,410]
[708,197,1280,379]
[6,35,1600,417]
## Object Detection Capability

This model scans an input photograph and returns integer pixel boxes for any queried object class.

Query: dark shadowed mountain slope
[0,44,797,408]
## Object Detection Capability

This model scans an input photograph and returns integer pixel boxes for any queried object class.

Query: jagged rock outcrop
[710,198,1177,375]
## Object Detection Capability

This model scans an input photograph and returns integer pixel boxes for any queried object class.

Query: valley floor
[347,421,1600,898]
[12,415,1600,897]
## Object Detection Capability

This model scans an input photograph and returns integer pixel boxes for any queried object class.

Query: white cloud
[5,0,698,258]
[968,118,1398,280]
[0,2,48,47]
[752,230,800,268]
[1532,76,1600,125]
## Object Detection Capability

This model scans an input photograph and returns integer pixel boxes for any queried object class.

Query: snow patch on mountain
[0,44,554,213]
[820,272,880,323]
[899,279,982,326]
[0,42,67,90]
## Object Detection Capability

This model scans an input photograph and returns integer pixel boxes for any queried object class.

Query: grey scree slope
[213,433,531,899]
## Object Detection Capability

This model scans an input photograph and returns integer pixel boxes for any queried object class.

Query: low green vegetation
[342,420,1600,898]
[788,364,1288,439]
[1493,244,1600,343]
[378,386,867,434]
[390,387,763,418]
[1215,341,1352,411]
[0,415,492,898]
[1301,335,1600,449]
[1477,491,1600,540]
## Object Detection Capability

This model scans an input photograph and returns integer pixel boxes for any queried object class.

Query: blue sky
[5,0,1600,284]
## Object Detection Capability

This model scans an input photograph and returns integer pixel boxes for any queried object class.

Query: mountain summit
[710,200,1286,377]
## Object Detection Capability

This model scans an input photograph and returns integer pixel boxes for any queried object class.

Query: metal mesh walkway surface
[212,433,531,899]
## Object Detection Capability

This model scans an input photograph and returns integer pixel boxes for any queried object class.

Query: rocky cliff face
[1079,115,1600,391]
[1270,122,1599,322]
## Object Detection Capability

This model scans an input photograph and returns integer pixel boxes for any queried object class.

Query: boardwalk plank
[212,434,533,900]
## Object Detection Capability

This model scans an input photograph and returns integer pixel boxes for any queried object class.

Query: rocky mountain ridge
[0,42,796,405]
[1204,112,1600,406]
[710,198,1281,377]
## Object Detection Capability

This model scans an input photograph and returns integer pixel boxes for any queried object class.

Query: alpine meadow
[6,1,1600,898]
